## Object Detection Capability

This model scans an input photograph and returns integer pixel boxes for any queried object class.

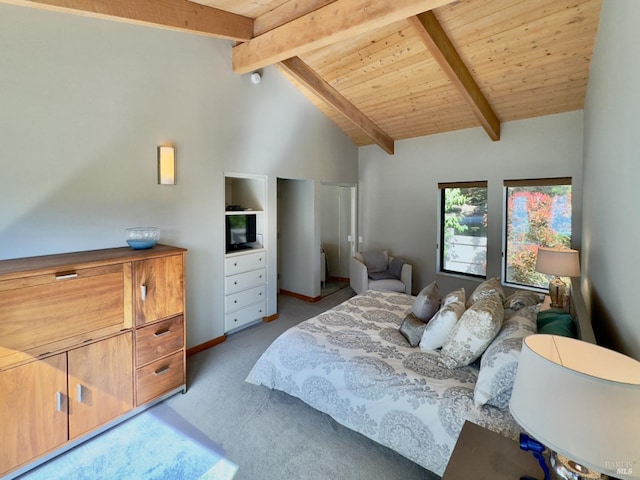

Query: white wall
[358,111,584,296]
[0,5,357,348]
[582,0,640,358]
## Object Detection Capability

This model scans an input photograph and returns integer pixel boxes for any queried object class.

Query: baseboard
[327,276,350,283]
[186,335,226,357]
[263,313,279,322]
[186,312,280,355]
[279,289,322,303]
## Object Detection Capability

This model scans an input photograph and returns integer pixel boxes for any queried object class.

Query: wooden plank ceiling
[6,0,602,154]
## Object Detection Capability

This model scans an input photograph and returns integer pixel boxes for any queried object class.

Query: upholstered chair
[350,249,412,295]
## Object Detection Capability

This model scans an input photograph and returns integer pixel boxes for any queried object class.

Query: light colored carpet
[19,403,237,480]
[166,288,441,480]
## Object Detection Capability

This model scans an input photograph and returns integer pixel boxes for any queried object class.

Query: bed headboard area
[569,277,597,344]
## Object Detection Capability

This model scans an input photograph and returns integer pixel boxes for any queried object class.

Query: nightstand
[442,421,540,479]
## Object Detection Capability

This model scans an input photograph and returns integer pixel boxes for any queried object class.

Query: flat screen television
[226,214,257,252]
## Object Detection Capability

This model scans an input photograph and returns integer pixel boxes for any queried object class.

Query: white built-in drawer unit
[224,249,266,332]
[225,250,265,275]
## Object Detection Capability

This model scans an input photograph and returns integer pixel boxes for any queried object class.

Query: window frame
[438,181,488,279]
[501,177,573,291]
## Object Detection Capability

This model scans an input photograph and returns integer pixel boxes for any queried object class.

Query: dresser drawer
[136,351,184,405]
[225,268,265,294]
[135,315,184,367]
[225,285,265,314]
[225,250,266,275]
[224,301,266,331]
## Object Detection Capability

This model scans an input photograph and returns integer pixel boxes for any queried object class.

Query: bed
[247,286,541,476]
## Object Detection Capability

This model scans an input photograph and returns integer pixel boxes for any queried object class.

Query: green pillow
[537,309,576,338]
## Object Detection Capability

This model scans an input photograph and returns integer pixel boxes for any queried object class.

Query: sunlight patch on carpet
[19,404,238,480]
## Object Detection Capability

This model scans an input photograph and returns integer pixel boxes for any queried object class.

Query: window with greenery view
[439,182,488,277]
[504,178,572,289]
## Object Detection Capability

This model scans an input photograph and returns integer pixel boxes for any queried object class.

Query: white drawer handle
[154,328,171,337]
[56,273,78,280]
[154,366,171,376]
[77,384,84,403]
[56,391,63,412]
[141,285,147,301]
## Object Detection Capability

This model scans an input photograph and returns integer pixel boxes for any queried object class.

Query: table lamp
[535,247,580,308]
[510,334,640,480]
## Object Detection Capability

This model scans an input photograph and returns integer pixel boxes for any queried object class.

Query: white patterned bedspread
[246,290,521,476]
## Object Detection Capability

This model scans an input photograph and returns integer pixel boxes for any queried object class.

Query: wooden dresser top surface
[0,244,186,279]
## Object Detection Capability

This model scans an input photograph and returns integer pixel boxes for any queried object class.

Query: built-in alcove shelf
[223,173,267,334]
[225,174,265,213]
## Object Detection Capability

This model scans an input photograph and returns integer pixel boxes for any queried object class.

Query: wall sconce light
[157,145,176,185]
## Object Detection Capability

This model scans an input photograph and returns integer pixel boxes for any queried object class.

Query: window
[503,178,572,289]
[439,181,488,277]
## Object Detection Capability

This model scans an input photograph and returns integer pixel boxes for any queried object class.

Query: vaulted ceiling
[6,0,602,154]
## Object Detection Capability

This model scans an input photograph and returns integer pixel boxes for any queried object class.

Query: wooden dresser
[0,245,186,478]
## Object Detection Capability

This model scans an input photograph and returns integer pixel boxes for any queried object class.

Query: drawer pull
[154,328,171,337]
[154,365,171,376]
[234,300,238,304]
[77,384,84,403]
[55,273,78,280]
[141,285,147,301]
[259,275,263,279]
[55,391,63,412]
[234,281,238,285]
[234,262,238,267]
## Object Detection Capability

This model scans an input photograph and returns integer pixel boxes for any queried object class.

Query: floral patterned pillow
[442,287,465,306]
[473,305,539,408]
[503,290,542,311]
[466,277,505,308]
[439,294,504,369]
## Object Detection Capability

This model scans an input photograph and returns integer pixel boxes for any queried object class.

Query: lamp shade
[510,335,640,479]
[535,247,581,277]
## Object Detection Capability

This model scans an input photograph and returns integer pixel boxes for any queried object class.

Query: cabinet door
[133,255,184,326]
[0,354,68,476]
[67,333,133,439]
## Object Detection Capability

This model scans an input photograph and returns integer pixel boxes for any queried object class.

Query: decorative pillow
[399,313,427,347]
[419,300,466,351]
[412,281,441,321]
[474,305,539,408]
[439,294,504,369]
[537,309,576,338]
[466,277,505,308]
[388,257,406,280]
[503,290,542,311]
[360,250,388,273]
[442,288,465,307]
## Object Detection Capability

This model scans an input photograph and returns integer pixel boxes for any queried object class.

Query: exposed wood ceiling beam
[233,0,458,75]
[1,0,253,41]
[279,57,395,155]
[254,0,336,36]
[408,12,501,141]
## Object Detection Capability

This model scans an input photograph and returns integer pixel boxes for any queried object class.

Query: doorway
[320,183,356,297]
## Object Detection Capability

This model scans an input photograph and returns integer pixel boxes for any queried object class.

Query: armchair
[350,250,412,295]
